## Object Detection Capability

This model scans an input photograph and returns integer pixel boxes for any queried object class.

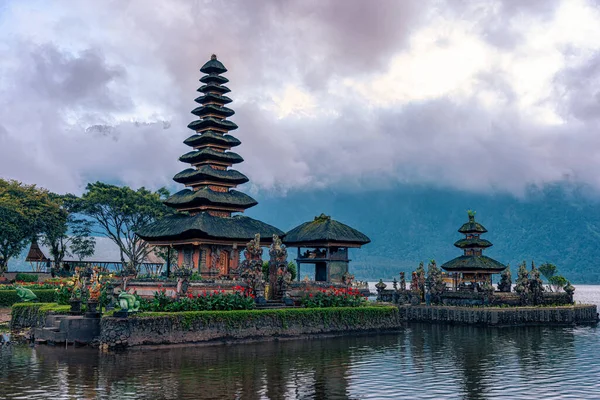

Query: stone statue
[244,233,263,261]
[71,267,85,301]
[88,267,102,302]
[399,272,406,291]
[514,261,530,305]
[498,265,512,293]
[342,271,355,287]
[426,260,446,304]
[410,271,419,292]
[240,233,265,301]
[268,235,288,300]
[375,279,387,301]
[118,292,140,312]
[564,281,575,303]
[16,286,37,302]
[529,261,544,305]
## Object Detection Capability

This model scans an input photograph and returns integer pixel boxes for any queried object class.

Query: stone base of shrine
[398,304,598,326]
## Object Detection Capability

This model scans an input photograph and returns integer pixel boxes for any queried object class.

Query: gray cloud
[1,0,600,198]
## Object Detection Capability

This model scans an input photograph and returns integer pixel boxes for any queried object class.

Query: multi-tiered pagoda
[137,55,283,278]
[440,211,506,290]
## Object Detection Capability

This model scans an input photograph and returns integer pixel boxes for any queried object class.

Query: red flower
[187,293,194,299]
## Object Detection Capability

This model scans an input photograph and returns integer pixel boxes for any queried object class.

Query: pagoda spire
[454,210,492,257]
[165,55,257,217]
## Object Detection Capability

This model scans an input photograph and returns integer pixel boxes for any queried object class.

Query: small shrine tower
[137,55,283,277]
[441,211,507,290]
[283,214,370,282]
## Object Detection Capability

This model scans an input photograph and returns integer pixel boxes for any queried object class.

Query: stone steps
[34,315,100,346]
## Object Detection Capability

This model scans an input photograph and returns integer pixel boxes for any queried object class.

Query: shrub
[139,286,255,312]
[15,273,38,282]
[301,287,367,308]
[0,289,57,306]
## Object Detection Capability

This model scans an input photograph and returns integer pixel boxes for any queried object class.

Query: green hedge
[11,303,70,330]
[137,306,400,330]
[0,289,56,307]
[14,273,38,282]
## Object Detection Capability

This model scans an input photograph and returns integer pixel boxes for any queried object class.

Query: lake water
[0,286,599,399]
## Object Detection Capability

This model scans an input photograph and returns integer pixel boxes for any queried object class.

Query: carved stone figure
[268,235,288,300]
[240,234,265,300]
[342,271,355,287]
[16,286,37,302]
[564,281,575,303]
[426,260,446,304]
[399,272,406,291]
[498,266,512,293]
[514,261,530,305]
[529,261,545,305]
[375,279,387,301]
[118,292,140,312]
[88,267,102,302]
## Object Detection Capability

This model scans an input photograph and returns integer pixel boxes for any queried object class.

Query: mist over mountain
[247,183,600,284]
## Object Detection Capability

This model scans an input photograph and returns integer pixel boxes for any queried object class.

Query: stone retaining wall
[99,304,598,349]
[100,307,401,349]
[399,304,598,326]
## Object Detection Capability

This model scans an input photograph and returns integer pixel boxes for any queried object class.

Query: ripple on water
[0,323,599,399]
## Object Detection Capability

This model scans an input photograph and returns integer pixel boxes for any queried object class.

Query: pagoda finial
[314,213,331,222]
[211,54,217,60]
[467,209,476,221]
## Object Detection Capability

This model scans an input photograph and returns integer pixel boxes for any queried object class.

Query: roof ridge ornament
[314,213,331,222]
[467,209,476,221]
[211,54,217,60]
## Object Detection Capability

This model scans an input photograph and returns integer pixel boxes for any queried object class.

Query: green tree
[79,182,171,272]
[69,221,96,262]
[40,194,95,269]
[0,179,58,274]
[548,275,568,292]
[539,263,557,287]
[287,261,297,281]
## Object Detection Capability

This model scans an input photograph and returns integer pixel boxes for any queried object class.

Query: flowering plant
[140,285,255,312]
[301,286,367,308]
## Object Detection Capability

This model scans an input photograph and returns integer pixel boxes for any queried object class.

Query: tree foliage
[79,182,171,272]
[39,193,96,268]
[0,179,59,274]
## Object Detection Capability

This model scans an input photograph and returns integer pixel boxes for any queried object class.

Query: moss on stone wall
[11,303,70,330]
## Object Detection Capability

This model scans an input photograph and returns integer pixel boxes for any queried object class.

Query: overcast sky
[1,0,600,197]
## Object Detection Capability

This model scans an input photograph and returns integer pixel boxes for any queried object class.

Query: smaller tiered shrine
[283,214,370,282]
[441,211,507,290]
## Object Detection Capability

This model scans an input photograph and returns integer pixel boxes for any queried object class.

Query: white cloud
[1,0,600,197]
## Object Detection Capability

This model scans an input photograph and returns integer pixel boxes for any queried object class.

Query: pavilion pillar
[193,246,201,271]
